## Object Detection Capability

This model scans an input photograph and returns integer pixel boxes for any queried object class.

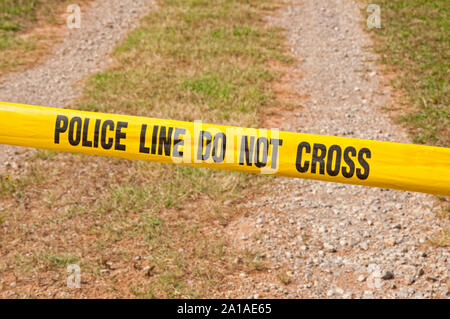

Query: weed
[366,0,449,146]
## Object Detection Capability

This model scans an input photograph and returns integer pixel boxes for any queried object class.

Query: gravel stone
[381,271,395,280]
[222,0,449,299]
[0,0,155,167]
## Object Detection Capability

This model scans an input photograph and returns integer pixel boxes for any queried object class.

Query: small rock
[363,291,373,298]
[426,276,438,283]
[350,238,359,247]
[324,243,337,253]
[357,275,366,282]
[381,271,394,280]
[105,261,115,270]
[384,238,396,246]
[144,265,155,277]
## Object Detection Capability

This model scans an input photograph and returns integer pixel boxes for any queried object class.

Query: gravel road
[222,0,449,299]
[0,0,447,299]
[0,0,154,169]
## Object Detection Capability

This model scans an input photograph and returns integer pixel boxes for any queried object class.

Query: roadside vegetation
[365,0,449,248]
[0,0,290,298]
[0,0,85,75]
[365,0,449,146]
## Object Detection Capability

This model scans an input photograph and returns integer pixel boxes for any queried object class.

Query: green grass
[0,0,80,74]
[366,0,449,146]
[0,0,74,35]
[43,253,79,267]
[429,228,450,247]
[0,0,37,34]
[0,165,43,197]
[12,252,79,274]
[0,0,289,298]
[78,0,288,126]
[0,0,37,67]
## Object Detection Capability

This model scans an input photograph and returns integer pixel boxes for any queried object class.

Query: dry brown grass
[0,0,90,76]
[429,228,450,248]
[0,0,291,298]
[0,150,272,297]
[362,0,449,147]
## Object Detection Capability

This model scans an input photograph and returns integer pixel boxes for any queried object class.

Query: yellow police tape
[0,101,449,196]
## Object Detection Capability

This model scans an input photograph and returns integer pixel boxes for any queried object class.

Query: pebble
[381,271,394,280]
[360,242,369,250]
[357,275,366,282]
[324,243,337,253]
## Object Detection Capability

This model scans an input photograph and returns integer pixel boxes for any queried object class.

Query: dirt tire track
[221,0,449,299]
[0,0,155,169]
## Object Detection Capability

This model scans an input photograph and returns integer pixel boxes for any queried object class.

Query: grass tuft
[0,0,88,75]
[366,0,449,146]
